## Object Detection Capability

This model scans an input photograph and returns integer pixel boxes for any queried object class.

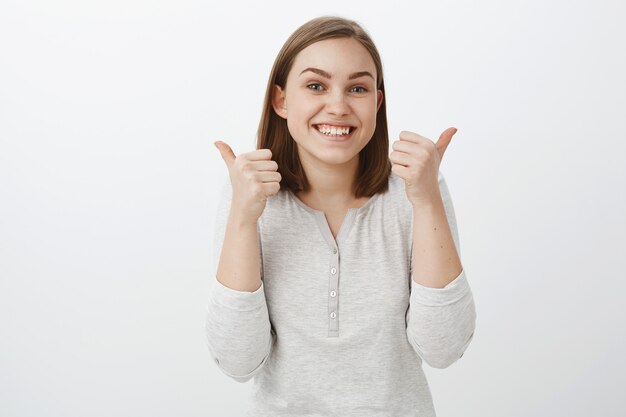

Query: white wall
[1,0,625,416]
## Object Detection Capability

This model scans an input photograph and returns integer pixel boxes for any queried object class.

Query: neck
[297,155,359,206]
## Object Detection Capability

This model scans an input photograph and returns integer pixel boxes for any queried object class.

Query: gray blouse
[205,171,477,417]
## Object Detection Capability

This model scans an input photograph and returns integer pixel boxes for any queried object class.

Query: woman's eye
[306,84,367,93]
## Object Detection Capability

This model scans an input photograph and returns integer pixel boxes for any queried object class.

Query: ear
[376,89,384,112]
[271,84,288,119]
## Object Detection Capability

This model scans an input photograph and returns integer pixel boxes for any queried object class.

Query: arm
[410,183,462,289]
[217,208,262,292]
[405,172,477,369]
[205,180,274,383]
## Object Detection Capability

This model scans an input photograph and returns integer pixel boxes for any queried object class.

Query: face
[272,37,383,169]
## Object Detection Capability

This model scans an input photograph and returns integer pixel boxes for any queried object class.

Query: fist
[389,127,457,207]
[214,141,282,223]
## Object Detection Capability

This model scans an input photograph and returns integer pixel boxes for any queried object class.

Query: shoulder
[387,171,404,194]
[375,172,412,216]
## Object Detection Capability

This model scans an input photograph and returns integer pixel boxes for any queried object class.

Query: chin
[294,137,361,165]
[316,150,359,166]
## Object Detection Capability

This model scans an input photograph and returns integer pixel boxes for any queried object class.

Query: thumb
[214,141,236,168]
[435,127,457,159]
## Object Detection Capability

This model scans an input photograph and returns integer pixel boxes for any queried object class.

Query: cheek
[286,114,310,139]
[358,106,378,129]
[291,104,320,128]
[286,118,299,137]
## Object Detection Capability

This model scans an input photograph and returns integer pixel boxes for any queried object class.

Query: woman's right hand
[214,141,282,223]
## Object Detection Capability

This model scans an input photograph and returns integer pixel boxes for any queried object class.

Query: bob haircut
[256,15,391,198]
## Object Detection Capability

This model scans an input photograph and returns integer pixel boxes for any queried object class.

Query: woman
[206,15,476,416]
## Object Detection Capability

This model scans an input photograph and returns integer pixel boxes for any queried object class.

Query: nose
[325,91,350,116]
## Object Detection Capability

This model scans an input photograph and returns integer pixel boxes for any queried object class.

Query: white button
[330,312,336,318]
[330,290,336,297]
[333,248,337,254]
[330,267,337,274]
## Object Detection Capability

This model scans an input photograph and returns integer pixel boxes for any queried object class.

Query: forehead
[290,37,376,77]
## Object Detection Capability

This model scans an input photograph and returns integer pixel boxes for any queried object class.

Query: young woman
[206,15,476,416]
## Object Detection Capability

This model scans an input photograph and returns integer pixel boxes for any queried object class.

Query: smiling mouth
[312,124,356,139]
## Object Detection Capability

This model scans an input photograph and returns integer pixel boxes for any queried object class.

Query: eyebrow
[299,67,374,81]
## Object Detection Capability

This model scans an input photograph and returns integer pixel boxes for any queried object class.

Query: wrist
[228,211,259,228]
[409,192,443,211]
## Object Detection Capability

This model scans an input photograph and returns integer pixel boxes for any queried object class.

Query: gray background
[1,0,625,416]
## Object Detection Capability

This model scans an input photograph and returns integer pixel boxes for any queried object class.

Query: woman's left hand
[389,127,457,208]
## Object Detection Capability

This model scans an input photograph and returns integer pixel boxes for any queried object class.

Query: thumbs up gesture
[389,127,457,207]
[214,141,282,223]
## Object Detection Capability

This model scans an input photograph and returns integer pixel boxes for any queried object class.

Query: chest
[324,211,347,240]
[320,200,372,240]
[259,215,413,339]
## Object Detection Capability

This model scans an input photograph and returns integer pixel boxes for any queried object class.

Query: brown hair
[256,15,391,198]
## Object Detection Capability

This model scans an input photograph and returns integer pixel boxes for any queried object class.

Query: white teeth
[315,125,351,136]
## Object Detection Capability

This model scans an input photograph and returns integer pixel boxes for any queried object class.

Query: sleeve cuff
[410,268,470,306]
[210,277,267,311]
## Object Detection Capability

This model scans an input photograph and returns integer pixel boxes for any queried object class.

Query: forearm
[411,191,463,289]
[216,212,262,292]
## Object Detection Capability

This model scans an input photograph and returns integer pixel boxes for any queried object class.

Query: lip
[314,122,356,128]
[312,125,356,142]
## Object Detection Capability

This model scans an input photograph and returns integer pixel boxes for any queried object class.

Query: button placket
[328,245,340,336]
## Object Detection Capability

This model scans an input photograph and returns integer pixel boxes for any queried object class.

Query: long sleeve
[204,179,274,383]
[405,172,477,369]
